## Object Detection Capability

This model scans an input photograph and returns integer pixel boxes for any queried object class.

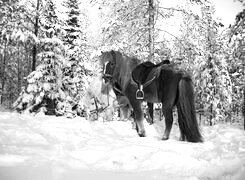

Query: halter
[102,51,123,93]
[102,73,124,97]
[102,73,114,83]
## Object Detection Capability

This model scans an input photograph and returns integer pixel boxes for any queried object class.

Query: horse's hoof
[179,137,185,141]
[148,121,153,125]
[138,130,146,137]
[161,136,169,140]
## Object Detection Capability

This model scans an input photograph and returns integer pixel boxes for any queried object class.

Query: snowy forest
[0,0,244,125]
[1,0,245,179]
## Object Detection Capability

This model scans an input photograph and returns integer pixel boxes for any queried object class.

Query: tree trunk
[0,42,7,105]
[32,0,40,71]
[148,0,154,61]
[17,47,21,94]
[243,87,245,130]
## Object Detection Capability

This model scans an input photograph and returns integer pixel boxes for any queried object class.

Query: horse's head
[100,50,117,84]
[100,50,139,92]
[103,61,116,84]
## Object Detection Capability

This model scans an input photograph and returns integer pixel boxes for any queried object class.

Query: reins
[102,72,124,96]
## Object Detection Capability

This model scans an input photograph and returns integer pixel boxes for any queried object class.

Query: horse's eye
[110,62,115,67]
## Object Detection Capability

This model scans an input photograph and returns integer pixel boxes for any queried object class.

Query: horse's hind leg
[177,104,186,141]
[147,102,154,125]
[162,107,173,140]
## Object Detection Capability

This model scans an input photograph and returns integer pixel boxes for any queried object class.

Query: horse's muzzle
[102,74,114,83]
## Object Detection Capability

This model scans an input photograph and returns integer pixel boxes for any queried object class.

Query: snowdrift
[0,111,245,180]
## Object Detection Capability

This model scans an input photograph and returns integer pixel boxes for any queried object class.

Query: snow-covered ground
[0,110,245,180]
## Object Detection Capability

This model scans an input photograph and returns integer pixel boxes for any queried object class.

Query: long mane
[101,50,139,92]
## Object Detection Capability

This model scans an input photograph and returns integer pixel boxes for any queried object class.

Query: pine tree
[170,1,233,124]
[0,0,34,107]
[14,0,67,115]
[228,9,245,120]
[194,4,232,124]
[63,0,81,48]
[61,0,91,116]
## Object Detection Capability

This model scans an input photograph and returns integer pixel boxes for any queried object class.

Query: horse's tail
[177,76,203,143]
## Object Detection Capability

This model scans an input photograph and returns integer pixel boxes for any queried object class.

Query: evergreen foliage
[0,0,243,124]
[14,0,67,115]
[14,0,92,116]
[228,8,245,117]
[194,5,232,124]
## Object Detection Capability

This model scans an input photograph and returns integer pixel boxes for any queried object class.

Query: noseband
[102,73,114,83]
[101,50,125,95]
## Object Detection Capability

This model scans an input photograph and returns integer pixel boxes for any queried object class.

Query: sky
[211,0,244,26]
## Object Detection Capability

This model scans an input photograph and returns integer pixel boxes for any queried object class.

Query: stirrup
[136,85,144,100]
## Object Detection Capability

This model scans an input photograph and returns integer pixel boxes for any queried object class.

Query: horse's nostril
[105,81,110,86]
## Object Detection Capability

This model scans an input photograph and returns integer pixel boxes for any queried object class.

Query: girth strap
[143,75,157,88]
[135,75,157,100]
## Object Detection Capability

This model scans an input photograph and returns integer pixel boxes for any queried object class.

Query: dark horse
[101,50,203,142]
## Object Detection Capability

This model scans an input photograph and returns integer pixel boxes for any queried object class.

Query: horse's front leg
[135,107,145,137]
[125,87,145,137]
[130,101,145,137]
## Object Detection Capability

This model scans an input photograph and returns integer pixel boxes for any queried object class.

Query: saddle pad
[132,60,170,85]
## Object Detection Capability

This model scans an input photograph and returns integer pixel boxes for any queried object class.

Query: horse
[103,70,134,122]
[82,76,117,121]
[100,50,203,142]
[103,59,171,124]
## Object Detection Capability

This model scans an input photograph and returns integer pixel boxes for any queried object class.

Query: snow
[0,111,245,180]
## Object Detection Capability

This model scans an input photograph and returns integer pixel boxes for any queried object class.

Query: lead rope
[107,83,110,107]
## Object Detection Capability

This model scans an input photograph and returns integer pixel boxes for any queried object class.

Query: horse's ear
[111,50,117,63]
[111,50,116,56]
[163,60,170,64]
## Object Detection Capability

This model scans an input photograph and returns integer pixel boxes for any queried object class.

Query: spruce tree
[195,4,232,124]
[14,0,67,115]
[61,0,91,116]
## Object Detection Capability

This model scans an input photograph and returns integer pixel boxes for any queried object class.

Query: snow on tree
[95,0,206,61]
[14,0,70,115]
[228,8,245,118]
[61,0,92,116]
[0,0,38,107]
[13,0,93,117]
[96,0,149,57]
[170,1,233,124]
[193,3,233,124]
[4,0,243,125]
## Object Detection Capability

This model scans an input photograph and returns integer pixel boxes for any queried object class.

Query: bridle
[102,51,126,98]
[102,73,114,84]
[102,60,124,97]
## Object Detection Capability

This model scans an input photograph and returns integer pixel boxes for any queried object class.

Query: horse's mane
[102,50,139,91]
[116,51,140,91]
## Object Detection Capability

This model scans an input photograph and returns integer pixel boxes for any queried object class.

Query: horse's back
[132,60,170,85]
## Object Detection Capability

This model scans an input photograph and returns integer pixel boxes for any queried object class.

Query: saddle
[132,60,170,99]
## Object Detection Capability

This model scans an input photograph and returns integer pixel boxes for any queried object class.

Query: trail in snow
[0,111,245,180]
